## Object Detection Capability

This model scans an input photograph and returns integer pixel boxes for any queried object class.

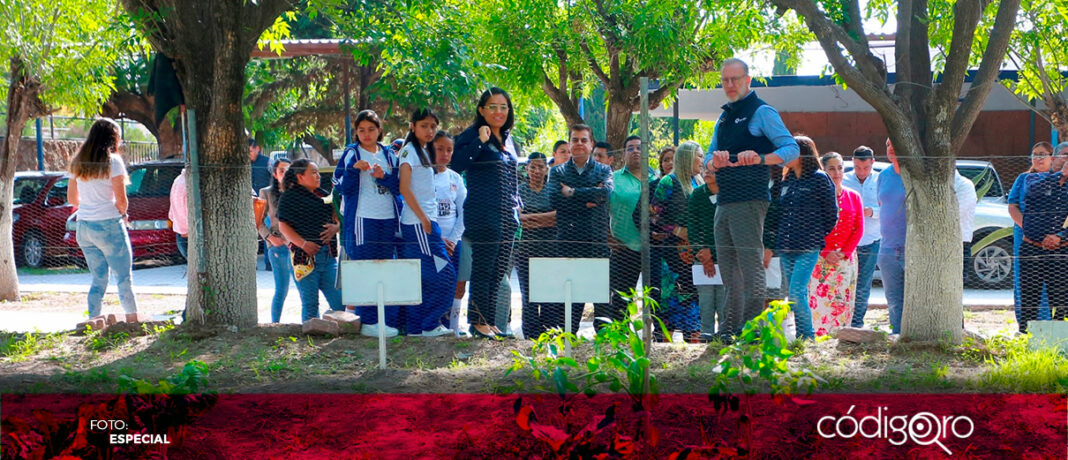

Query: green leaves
[505,287,662,412]
[711,300,819,397]
[0,0,122,115]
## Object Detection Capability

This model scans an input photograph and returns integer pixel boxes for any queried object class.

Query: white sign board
[528,258,611,304]
[340,259,422,306]
[340,259,422,369]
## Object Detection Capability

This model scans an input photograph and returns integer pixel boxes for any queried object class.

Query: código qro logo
[817,405,974,455]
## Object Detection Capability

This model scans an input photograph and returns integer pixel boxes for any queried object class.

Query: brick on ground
[302,318,340,337]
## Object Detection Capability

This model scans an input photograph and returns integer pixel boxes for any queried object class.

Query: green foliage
[467,0,807,122]
[1004,0,1068,126]
[0,0,124,115]
[977,334,1068,392]
[117,360,211,394]
[711,300,820,396]
[0,330,67,363]
[85,328,130,352]
[507,288,669,409]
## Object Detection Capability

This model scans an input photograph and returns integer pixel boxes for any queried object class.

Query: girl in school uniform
[398,109,457,337]
[432,131,469,334]
[333,109,403,338]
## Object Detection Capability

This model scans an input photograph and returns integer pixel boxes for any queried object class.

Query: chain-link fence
[10,140,1055,340]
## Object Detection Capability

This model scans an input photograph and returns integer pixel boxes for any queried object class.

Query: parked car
[12,171,74,268]
[843,159,1014,289]
[62,160,185,263]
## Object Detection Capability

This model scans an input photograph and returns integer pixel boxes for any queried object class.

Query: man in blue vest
[705,58,800,340]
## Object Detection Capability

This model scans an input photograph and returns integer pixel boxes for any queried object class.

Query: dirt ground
[0,292,1037,395]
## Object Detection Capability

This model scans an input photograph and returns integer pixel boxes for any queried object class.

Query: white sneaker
[361,323,399,338]
[414,325,453,337]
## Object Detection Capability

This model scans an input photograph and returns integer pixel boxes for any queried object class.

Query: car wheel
[970,238,1013,289]
[21,232,47,269]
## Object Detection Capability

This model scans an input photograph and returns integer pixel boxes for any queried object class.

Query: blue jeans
[175,234,188,259]
[779,249,820,340]
[295,246,343,322]
[76,218,137,317]
[877,245,906,334]
[851,240,880,327]
[267,244,293,322]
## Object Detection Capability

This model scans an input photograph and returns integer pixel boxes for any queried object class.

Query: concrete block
[323,310,361,333]
[1028,321,1068,353]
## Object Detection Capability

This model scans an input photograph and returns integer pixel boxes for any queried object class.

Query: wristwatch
[759,155,766,165]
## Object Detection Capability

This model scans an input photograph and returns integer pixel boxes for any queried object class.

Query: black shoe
[469,325,498,340]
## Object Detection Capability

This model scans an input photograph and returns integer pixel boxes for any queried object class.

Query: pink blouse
[821,187,864,259]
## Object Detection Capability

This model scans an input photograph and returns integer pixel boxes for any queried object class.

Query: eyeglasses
[720,76,747,86]
[1032,154,1051,160]
[483,104,509,113]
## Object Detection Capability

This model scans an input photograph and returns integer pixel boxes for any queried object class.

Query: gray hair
[721,57,749,75]
[1056,141,1068,156]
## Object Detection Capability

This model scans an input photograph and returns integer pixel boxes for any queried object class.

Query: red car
[62,160,185,263]
[12,171,75,268]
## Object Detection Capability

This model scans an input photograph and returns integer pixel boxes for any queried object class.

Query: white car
[844,159,1014,289]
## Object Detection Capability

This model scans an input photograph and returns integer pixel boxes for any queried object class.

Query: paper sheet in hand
[691,257,782,289]
[692,264,722,285]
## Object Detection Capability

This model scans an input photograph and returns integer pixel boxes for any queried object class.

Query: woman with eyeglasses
[808,152,863,337]
[1007,141,1056,328]
[451,87,521,339]
[650,141,705,342]
[516,152,556,339]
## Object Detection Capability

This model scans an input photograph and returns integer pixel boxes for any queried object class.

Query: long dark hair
[282,158,313,192]
[354,109,384,142]
[70,118,122,180]
[785,135,822,179]
[471,87,514,136]
[269,157,292,203]
[403,108,439,167]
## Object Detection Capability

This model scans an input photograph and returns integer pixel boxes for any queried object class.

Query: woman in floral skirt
[808,152,863,336]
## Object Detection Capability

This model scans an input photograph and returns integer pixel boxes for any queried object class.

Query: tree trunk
[0,57,47,301]
[900,158,963,342]
[604,99,633,155]
[179,45,260,328]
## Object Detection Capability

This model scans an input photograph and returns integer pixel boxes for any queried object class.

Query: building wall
[779,111,1049,187]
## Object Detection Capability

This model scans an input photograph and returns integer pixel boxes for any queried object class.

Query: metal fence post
[186,109,206,275]
[35,118,44,171]
[639,77,652,393]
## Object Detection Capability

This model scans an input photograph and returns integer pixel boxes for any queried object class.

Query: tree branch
[950,0,1022,153]
[933,0,983,113]
[578,36,611,89]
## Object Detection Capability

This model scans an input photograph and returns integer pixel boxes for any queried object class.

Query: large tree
[770,0,1021,342]
[0,0,121,301]
[121,0,294,327]
[470,0,804,149]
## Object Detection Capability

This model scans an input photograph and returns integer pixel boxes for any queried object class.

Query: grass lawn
[2,293,1065,395]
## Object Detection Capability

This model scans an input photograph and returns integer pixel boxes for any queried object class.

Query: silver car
[844,159,1014,289]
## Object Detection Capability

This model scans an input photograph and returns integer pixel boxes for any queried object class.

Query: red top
[822,187,864,259]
